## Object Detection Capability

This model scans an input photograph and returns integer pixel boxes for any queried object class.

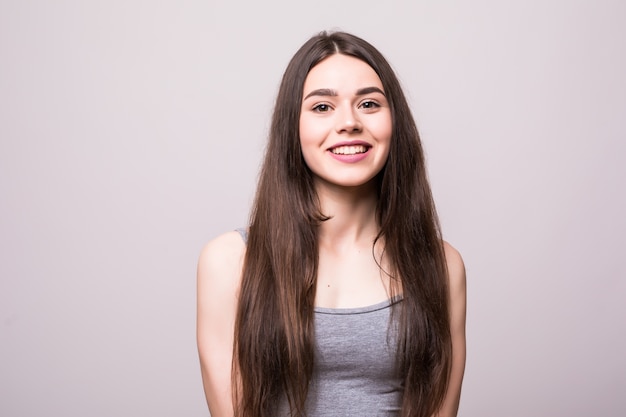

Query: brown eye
[313,103,331,112]
[360,100,380,109]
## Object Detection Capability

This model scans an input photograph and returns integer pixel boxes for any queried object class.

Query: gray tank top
[236,228,403,416]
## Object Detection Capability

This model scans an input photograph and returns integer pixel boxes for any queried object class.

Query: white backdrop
[1,1,624,416]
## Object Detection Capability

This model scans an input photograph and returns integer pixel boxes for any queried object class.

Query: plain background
[1,1,624,416]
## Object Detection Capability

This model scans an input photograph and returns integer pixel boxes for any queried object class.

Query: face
[299,54,392,191]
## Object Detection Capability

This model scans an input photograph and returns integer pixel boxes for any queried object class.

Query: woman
[197,30,466,417]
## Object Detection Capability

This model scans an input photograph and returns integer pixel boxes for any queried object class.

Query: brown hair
[233,30,451,417]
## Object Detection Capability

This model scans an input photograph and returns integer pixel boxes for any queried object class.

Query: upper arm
[437,241,467,417]
[196,231,245,417]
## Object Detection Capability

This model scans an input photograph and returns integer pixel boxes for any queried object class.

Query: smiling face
[299,54,392,192]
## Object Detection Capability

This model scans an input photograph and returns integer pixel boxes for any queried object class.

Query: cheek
[298,117,317,165]
[374,117,393,147]
[365,109,392,138]
[299,115,328,150]
[299,114,316,132]
[375,120,393,164]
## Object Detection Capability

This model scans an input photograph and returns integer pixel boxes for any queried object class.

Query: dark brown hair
[234,30,451,417]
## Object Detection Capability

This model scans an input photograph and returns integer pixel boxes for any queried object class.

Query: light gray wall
[1,1,624,416]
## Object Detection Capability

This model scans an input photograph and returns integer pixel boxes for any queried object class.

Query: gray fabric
[236,227,248,243]
[235,228,403,416]
[299,300,403,416]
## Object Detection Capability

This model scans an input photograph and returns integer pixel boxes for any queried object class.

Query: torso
[235,228,404,416]
[315,235,394,309]
[276,298,404,416]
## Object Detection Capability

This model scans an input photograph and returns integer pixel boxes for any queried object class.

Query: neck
[315,180,380,246]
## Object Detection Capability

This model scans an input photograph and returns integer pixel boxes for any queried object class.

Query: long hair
[233,31,452,417]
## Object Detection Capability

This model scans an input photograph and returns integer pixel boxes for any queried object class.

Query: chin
[316,176,379,191]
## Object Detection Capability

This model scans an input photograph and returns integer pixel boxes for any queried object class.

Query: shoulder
[198,230,246,266]
[442,240,466,297]
[439,241,467,417]
[197,230,246,415]
[197,230,247,297]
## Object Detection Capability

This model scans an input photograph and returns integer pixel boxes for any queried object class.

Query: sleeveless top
[235,228,403,416]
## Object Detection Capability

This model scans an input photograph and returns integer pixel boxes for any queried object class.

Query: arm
[196,231,245,417]
[436,241,467,417]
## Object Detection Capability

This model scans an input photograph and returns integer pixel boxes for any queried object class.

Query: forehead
[303,54,383,92]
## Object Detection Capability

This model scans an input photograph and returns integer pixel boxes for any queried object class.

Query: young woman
[197,31,466,417]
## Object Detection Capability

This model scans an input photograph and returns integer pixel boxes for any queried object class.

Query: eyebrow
[303,86,386,100]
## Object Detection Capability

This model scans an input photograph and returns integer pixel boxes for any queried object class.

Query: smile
[330,145,369,155]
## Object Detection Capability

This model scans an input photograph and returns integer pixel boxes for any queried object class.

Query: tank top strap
[235,227,248,244]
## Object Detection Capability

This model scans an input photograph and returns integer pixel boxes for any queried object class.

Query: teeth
[331,145,367,155]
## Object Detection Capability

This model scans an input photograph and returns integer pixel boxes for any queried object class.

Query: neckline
[314,296,402,315]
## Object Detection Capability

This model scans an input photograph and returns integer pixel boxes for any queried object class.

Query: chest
[295,301,404,415]
[315,247,392,309]
[313,301,400,381]
[274,301,404,416]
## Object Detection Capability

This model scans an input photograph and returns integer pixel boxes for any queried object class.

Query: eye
[312,103,332,113]
[360,100,381,110]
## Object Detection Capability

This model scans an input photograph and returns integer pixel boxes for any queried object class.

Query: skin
[300,54,394,308]
[197,53,467,417]
[299,54,392,195]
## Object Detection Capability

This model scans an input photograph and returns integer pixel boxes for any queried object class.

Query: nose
[335,105,362,133]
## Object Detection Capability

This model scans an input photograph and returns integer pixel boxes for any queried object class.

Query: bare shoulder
[442,240,466,296]
[196,230,246,333]
[197,230,246,291]
[198,229,247,266]
[439,241,467,416]
[197,230,246,415]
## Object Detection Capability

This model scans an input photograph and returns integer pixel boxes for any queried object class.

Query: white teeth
[331,145,367,155]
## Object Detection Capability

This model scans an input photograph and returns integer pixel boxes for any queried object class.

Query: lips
[327,141,372,163]
[327,141,372,155]
[330,145,368,155]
